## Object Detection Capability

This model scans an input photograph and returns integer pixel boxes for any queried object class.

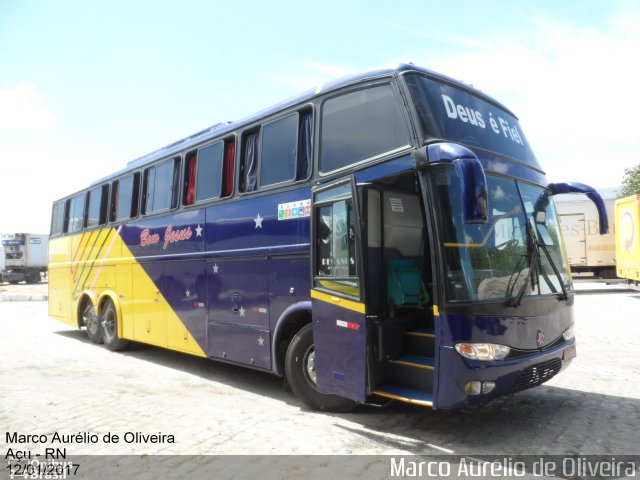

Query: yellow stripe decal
[88,226,122,290]
[433,305,440,316]
[372,390,433,407]
[406,331,435,338]
[389,359,435,371]
[310,289,366,314]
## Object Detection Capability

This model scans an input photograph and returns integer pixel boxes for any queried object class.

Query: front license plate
[563,344,577,361]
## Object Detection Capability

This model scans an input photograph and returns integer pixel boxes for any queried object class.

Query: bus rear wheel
[83,302,103,344]
[285,324,357,412]
[100,299,130,351]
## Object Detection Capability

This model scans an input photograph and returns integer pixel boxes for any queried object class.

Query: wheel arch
[271,301,312,377]
[75,291,97,329]
[97,291,123,336]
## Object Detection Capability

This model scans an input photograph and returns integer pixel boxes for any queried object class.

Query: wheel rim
[103,308,116,340]
[303,345,317,385]
[83,305,99,335]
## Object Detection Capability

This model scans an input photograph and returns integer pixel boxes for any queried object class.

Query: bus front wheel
[100,299,130,351]
[285,324,357,412]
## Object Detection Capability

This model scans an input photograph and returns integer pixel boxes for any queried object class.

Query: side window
[296,110,313,181]
[320,84,409,172]
[67,194,85,233]
[144,158,180,214]
[314,184,359,298]
[184,152,197,206]
[196,142,224,202]
[86,185,109,228]
[111,173,140,222]
[222,138,235,197]
[260,114,297,187]
[240,131,259,193]
[50,202,65,236]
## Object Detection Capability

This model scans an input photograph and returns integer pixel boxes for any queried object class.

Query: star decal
[258,336,265,347]
[195,224,203,237]
[212,263,219,274]
[239,306,246,317]
[254,213,264,229]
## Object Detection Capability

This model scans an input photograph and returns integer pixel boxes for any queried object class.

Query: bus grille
[510,358,562,393]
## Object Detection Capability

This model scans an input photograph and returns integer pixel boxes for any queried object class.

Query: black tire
[25,271,40,284]
[100,299,130,351]
[82,302,103,344]
[285,324,357,412]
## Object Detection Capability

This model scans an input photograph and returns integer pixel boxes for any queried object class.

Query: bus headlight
[562,325,575,341]
[455,343,510,361]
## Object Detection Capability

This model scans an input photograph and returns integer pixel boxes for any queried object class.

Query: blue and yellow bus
[48,64,607,411]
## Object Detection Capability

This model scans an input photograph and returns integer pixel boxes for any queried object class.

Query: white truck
[1,233,49,284]
[555,193,616,278]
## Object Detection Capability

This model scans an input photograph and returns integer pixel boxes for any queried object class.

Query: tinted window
[260,114,297,186]
[50,202,65,236]
[68,194,85,233]
[320,85,409,172]
[196,142,224,202]
[115,175,135,222]
[404,73,540,167]
[314,184,359,298]
[86,185,108,227]
[241,132,259,193]
[146,159,179,213]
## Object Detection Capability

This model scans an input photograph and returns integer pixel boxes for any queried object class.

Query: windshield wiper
[505,219,539,307]
[536,238,569,301]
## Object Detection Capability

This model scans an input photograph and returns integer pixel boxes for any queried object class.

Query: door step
[405,328,435,338]
[373,385,433,407]
[389,355,434,370]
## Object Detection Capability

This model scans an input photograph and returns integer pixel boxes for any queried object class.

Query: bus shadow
[54,329,290,401]
[54,328,640,455]
[336,386,640,455]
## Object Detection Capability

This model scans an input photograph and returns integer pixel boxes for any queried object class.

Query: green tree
[619,163,640,198]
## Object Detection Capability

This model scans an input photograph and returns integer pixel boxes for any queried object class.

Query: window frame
[238,106,314,197]
[50,201,66,237]
[258,112,299,189]
[85,184,109,229]
[66,193,86,234]
[311,177,364,302]
[142,157,181,216]
[110,171,141,224]
[317,81,412,176]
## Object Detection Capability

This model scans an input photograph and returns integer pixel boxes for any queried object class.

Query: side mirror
[418,143,488,224]
[546,182,609,234]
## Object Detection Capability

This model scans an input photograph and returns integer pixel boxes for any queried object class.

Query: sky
[1,0,639,233]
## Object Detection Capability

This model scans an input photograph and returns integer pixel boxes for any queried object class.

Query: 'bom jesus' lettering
[139,225,192,250]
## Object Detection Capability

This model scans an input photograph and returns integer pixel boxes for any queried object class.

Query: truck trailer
[615,194,640,283]
[1,233,49,284]
[555,194,616,278]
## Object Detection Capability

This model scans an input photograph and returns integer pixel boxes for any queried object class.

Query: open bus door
[310,178,368,402]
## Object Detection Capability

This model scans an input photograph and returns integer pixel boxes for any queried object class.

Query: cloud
[420,10,640,187]
[0,85,56,129]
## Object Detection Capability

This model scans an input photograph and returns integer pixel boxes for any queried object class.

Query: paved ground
[0,279,47,301]
[1,290,639,459]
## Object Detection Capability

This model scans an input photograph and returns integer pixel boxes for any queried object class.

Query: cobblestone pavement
[1,292,639,458]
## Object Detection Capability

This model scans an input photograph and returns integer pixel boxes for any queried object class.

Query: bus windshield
[433,166,572,302]
[405,73,541,168]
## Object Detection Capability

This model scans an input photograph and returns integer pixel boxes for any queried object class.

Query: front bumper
[435,339,576,409]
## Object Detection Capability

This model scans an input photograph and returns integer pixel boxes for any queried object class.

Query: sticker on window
[389,197,404,213]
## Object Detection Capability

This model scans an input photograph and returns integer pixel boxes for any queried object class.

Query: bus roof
[89,63,514,186]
